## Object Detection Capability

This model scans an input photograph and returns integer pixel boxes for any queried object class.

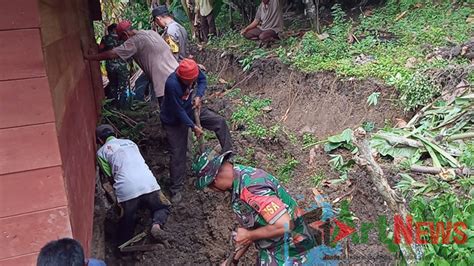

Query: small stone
[405,57,417,68]
[317,33,329,40]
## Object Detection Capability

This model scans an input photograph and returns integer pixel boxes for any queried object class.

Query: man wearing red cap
[160,58,232,203]
[85,20,178,105]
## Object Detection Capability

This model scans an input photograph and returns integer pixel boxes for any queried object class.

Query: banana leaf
[415,135,460,167]
[370,135,419,159]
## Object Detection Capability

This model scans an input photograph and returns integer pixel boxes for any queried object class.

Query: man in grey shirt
[85,20,178,105]
[152,5,189,61]
[241,0,284,47]
[96,124,171,245]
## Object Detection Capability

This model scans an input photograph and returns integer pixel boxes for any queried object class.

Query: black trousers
[118,190,170,245]
[164,108,232,194]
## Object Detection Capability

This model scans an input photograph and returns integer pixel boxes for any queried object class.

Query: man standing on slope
[85,20,178,106]
[160,59,232,203]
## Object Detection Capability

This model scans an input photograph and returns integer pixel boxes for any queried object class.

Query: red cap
[176,59,199,81]
[116,20,132,34]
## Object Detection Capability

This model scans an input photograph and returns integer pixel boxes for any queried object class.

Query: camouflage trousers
[258,245,311,266]
[106,63,130,109]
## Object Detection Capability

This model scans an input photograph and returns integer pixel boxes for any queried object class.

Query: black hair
[98,130,115,143]
[107,23,118,34]
[37,238,85,266]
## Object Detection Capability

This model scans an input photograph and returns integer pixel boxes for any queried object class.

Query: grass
[276,154,300,183]
[209,1,473,110]
[230,94,272,140]
[311,171,327,187]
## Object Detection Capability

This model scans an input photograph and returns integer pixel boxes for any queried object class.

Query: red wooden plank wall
[0,1,73,264]
[0,0,102,264]
[39,0,103,257]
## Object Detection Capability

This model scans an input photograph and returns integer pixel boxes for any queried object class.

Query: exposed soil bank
[195,49,405,138]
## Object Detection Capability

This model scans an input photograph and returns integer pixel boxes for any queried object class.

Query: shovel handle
[194,108,204,154]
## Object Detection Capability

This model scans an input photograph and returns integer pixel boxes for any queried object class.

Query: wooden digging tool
[194,108,205,154]
[118,231,148,251]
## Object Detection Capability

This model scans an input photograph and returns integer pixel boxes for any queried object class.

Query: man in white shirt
[96,124,171,245]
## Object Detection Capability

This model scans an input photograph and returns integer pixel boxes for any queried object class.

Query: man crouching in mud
[193,150,316,265]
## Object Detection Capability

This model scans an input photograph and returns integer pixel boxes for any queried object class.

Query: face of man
[209,162,234,192]
[154,16,166,29]
[117,29,132,41]
[180,77,197,88]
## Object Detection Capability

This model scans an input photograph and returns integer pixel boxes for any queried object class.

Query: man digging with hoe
[161,58,233,203]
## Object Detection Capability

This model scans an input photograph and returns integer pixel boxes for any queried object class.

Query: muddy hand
[235,228,253,246]
[193,126,203,138]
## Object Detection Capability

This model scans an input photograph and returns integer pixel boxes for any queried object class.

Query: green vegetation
[459,142,474,168]
[302,132,318,149]
[276,154,300,183]
[367,92,380,106]
[230,95,272,139]
[410,194,474,265]
[234,147,256,167]
[210,1,472,110]
[310,171,326,187]
[328,154,355,183]
[100,100,146,143]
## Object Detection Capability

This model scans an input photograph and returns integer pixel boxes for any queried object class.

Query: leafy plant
[227,88,242,98]
[396,173,450,197]
[329,154,355,182]
[459,142,474,168]
[390,71,441,111]
[362,121,376,132]
[367,92,381,106]
[311,171,326,187]
[302,133,318,148]
[239,49,269,72]
[277,155,300,183]
[324,129,357,153]
[231,96,272,139]
[409,194,473,265]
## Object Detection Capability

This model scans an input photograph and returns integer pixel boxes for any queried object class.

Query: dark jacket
[160,70,206,128]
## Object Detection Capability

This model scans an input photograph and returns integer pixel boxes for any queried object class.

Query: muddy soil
[96,48,407,265]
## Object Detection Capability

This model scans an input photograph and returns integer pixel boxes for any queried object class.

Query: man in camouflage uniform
[194,151,316,265]
[99,23,130,108]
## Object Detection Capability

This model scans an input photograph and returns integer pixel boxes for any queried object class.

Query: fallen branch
[352,128,420,264]
[376,133,423,148]
[230,70,257,90]
[352,128,407,214]
[410,165,472,176]
[405,101,435,128]
[446,131,474,141]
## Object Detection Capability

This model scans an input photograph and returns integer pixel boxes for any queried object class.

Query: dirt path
[97,49,407,265]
